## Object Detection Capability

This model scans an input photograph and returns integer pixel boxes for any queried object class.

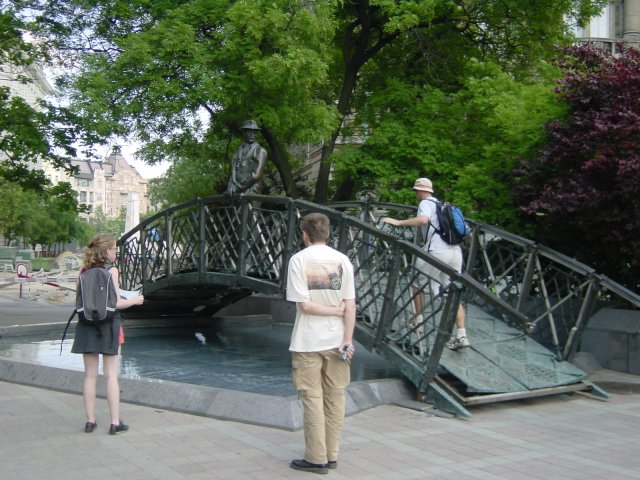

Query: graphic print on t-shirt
[306,260,343,290]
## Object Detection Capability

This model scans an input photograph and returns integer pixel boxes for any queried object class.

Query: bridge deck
[439,305,586,395]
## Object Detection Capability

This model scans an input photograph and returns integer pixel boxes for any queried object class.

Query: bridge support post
[516,246,537,314]
[199,200,207,275]
[564,277,600,360]
[141,227,148,283]
[280,199,299,294]
[374,245,402,347]
[166,213,173,278]
[237,198,251,277]
[464,227,480,276]
[421,280,463,387]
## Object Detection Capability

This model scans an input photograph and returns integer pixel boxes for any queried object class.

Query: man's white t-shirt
[287,244,356,352]
[418,197,460,253]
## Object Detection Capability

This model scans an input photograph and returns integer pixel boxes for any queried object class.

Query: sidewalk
[1,274,640,479]
[1,379,639,480]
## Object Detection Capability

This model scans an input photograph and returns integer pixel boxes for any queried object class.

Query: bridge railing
[326,200,640,362]
[117,194,528,391]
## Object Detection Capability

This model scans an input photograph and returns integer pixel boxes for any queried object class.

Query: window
[590,7,610,38]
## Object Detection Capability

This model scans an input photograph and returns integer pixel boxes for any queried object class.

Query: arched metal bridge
[117,194,640,416]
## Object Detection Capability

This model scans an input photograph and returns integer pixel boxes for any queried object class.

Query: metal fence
[326,200,640,362]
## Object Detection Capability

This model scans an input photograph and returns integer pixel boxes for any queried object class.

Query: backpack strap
[100,263,117,351]
[60,309,77,355]
[423,198,445,251]
[425,198,443,235]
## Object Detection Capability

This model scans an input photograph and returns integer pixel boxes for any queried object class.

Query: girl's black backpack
[60,265,118,353]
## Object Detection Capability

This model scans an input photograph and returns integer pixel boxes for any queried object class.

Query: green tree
[0,4,100,189]
[21,0,604,204]
[27,0,339,198]
[0,176,26,244]
[0,5,98,249]
[88,206,126,238]
[337,59,564,232]
[5,180,87,251]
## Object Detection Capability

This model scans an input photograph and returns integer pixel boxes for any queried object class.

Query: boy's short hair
[300,213,330,243]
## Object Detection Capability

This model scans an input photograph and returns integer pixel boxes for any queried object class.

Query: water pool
[0,319,403,396]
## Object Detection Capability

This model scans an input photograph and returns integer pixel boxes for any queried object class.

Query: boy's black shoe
[290,459,329,474]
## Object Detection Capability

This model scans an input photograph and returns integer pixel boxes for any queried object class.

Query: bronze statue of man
[226,120,268,195]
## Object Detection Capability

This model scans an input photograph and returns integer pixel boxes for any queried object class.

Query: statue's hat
[240,120,261,130]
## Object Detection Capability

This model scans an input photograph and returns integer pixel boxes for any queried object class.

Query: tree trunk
[262,128,298,198]
[313,3,403,203]
[314,53,361,203]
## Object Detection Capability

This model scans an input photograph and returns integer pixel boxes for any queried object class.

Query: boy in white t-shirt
[287,213,356,474]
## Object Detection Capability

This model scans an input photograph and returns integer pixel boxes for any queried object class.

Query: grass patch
[31,258,56,271]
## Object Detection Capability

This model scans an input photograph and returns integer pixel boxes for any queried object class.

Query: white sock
[456,328,466,339]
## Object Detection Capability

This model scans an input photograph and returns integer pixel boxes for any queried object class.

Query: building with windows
[0,61,52,107]
[576,0,640,51]
[60,146,151,220]
[1,57,149,221]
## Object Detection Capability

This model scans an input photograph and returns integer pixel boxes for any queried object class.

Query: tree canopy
[18,0,604,205]
[0,5,89,247]
[10,0,635,288]
[516,43,640,289]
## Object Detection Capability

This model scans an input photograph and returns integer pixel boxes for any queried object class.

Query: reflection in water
[0,320,403,396]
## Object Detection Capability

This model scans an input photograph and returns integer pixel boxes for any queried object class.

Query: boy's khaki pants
[292,349,350,465]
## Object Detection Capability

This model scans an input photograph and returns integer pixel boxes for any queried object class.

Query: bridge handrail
[600,275,640,305]
[325,199,640,361]
[326,199,639,300]
[127,195,640,313]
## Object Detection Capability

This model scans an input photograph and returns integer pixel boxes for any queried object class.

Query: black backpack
[427,198,470,246]
[60,265,118,353]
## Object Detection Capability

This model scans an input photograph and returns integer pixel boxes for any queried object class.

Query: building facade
[576,0,640,50]
[0,61,52,107]
[59,146,151,220]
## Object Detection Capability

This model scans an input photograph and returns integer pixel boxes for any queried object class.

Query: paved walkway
[1,275,640,479]
[1,379,639,480]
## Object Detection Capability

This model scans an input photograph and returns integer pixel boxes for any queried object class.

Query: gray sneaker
[446,336,470,350]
